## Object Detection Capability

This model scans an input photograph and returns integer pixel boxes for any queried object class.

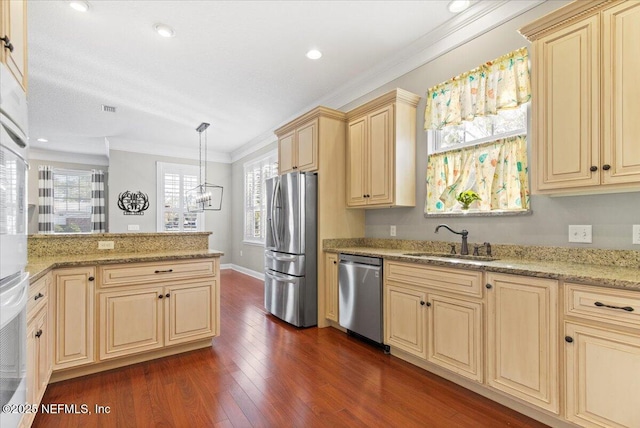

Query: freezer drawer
[264,251,305,276]
[264,270,316,328]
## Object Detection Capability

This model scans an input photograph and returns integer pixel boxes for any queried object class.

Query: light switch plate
[390,225,397,237]
[568,225,592,243]
[98,241,115,250]
[633,225,640,245]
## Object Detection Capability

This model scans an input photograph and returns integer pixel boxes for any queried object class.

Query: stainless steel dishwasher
[338,254,386,350]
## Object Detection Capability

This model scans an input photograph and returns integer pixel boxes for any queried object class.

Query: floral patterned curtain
[425,136,529,213]
[424,47,531,130]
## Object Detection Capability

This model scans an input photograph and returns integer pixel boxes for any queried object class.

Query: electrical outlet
[240,250,243,257]
[98,241,115,250]
[633,225,640,245]
[127,224,140,231]
[568,225,592,244]
[390,225,397,237]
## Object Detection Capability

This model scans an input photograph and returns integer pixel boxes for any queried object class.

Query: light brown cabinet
[0,0,28,91]
[277,119,318,174]
[384,282,427,359]
[486,273,558,414]
[346,89,420,208]
[324,253,339,322]
[53,267,96,370]
[521,0,640,194]
[563,283,640,427]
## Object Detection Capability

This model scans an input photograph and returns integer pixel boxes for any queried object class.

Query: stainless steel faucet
[435,224,469,255]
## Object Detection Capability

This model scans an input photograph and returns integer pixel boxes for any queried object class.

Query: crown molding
[274,106,346,137]
[345,88,421,120]
[519,0,613,40]
[28,148,110,166]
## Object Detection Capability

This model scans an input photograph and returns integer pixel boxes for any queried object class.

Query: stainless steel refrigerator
[264,171,317,327]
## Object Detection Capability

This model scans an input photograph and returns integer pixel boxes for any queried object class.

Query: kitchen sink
[402,252,499,262]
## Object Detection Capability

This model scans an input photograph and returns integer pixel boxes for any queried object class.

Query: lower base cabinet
[384,283,427,359]
[565,323,640,428]
[324,253,339,322]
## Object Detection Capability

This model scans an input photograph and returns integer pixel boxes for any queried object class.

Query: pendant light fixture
[187,122,223,212]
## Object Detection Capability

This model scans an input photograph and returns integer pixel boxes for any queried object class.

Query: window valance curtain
[424,47,531,130]
[425,136,529,213]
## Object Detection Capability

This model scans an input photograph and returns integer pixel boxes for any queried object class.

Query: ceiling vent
[101,105,117,113]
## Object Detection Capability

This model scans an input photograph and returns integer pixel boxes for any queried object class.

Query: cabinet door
[346,117,367,206]
[565,322,640,428]
[324,253,339,322]
[1,0,27,91]
[486,273,558,413]
[165,280,216,346]
[296,119,318,172]
[26,306,48,407]
[534,15,600,191]
[278,131,296,174]
[602,1,640,186]
[427,294,482,382]
[367,105,393,205]
[99,288,164,360]
[384,283,427,359]
[54,267,95,369]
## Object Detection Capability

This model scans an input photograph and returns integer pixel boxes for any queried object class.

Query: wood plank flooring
[33,270,548,427]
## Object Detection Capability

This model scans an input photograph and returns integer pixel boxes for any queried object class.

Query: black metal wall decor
[118,190,150,215]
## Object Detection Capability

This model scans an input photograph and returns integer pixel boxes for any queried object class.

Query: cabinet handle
[602,164,611,171]
[565,336,573,343]
[485,283,492,289]
[88,276,95,282]
[590,166,598,172]
[420,301,426,306]
[594,301,634,312]
[155,269,174,274]
[165,293,171,298]
[1,36,14,52]
[158,294,164,299]
[35,330,43,338]
[34,292,44,301]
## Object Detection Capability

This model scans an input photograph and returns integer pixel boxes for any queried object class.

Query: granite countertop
[326,247,640,290]
[27,249,224,284]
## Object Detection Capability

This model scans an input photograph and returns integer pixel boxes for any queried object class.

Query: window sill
[243,240,265,247]
[424,209,533,218]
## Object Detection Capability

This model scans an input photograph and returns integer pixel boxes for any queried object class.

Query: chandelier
[187,122,223,212]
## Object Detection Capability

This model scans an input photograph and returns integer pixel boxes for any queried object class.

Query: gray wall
[337,2,640,251]
[108,150,232,263]
[229,142,278,273]
[27,159,108,235]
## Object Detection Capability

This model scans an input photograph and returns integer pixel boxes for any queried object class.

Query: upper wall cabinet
[0,0,28,92]
[275,107,345,175]
[521,0,640,194]
[346,88,420,208]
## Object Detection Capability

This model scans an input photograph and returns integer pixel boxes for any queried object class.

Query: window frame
[243,150,278,245]
[52,168,93,234]
[156,162,204,233]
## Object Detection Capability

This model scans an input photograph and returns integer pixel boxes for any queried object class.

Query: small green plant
[456,190,481,209]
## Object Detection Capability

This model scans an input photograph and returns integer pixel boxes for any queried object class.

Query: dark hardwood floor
[33,270,547,427]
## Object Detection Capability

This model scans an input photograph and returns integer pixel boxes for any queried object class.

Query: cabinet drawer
[28,274,50,320]
[565,283,640,329]
[99,259,217,288]
[384,261,483,297]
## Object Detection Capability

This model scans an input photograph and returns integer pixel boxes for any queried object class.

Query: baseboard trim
[224,264,264,281]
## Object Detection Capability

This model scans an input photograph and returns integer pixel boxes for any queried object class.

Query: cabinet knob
[333,260,337,264]
[590,166,598,172]
[485,283,492,289]
[1,36,14,52]
[426,302,431,307]
[420,301,426,306]
[34,292,44,301]
[158,295,164,299]
[88,276,95,282]
[565,336,574,343]
[602,164,611,171]
[35,330,43,338]
[165,293,171,298]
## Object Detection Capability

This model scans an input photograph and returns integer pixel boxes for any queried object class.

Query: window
[157,162,203,232]
[244,151,278,244]
[52,169,92,233]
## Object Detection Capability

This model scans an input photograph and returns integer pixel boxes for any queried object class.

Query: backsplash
[28,232,211,258]
[323,238,640,268]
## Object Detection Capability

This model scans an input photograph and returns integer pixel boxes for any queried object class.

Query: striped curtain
[91,169,106,233]
[38,165,54,233]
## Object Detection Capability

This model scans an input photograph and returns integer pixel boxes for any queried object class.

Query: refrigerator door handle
[272,178,282,249]
[265,252,297,262]
[265,270,299,283]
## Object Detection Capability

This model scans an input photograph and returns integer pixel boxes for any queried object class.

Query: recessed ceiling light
[448,0,471,13]
[36,138,48,143]
[306,49,322,60]
[154,24,176,38]
[69,1,89,12]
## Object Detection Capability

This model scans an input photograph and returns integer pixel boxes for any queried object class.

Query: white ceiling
[26,0,544,163]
